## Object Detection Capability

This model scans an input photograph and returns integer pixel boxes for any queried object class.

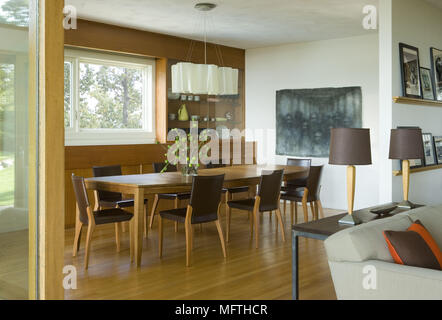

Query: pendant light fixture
[171,3,239,96]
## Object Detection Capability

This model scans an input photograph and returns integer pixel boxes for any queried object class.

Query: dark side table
[291,203,422,300]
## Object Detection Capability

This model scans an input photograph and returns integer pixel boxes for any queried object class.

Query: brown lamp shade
[389,128,424,160]
[329,128,372,165]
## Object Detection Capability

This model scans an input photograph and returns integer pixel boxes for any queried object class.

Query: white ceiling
[66,0,381,49]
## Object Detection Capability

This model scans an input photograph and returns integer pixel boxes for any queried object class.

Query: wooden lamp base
[338,165,361,225]
[398,160,417,209]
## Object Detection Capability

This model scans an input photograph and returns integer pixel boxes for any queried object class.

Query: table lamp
[389,128,424,209]
[329,128,372,225]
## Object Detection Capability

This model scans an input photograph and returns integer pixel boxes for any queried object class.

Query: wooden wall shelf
[393,96,442,107]
[393,164,442,176]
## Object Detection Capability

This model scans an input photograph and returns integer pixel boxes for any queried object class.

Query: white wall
[390,0,442,206]
[246,34,379,210]
[378,0,393,205]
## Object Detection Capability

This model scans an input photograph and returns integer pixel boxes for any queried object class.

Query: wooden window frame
[64,48,156,146]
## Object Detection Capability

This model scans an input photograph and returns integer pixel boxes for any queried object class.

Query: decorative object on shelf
[215,117,227,122]
[171,3,239,96]
[181,95,187,101]
[178,104,189,121]
[276,87,362,158]
[389,128,424,209]
[422,133,437,166]
[191,115,200,121]
[225,112,233,121]
[194,96,201,102]
[329,128,372,225]
[187,95,194,101]
[434,136,442,164]
[216,125,230,139]
[223,94,240,103]
[420,67,436,100]
[210,118,216,122]
[168,113,177,121]
[430,47,442,101]
[399,43,422,99]
[168,88,180,100]
[202,116,209,122]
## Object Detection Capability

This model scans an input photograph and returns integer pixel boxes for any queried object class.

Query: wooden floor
[64,202,342,300]
[0,230,28,300]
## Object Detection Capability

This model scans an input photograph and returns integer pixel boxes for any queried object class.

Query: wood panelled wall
[65,19,245,69]
[65,141,256,228]
[65,19,246,142]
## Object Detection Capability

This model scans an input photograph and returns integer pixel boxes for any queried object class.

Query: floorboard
[64,202,342,300]
[0,230,28,300]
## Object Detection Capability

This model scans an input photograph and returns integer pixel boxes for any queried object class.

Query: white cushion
[407,205,442,249]
[325,214,412,263]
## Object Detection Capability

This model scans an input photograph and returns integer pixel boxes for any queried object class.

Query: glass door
[0,0,37,300]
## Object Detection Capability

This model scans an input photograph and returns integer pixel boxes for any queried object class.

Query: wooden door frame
[29,0,65,300]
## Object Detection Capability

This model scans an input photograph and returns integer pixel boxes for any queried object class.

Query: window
[64,49,155,145]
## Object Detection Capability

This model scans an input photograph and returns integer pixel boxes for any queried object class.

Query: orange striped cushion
[383,221,442,271]
[384,233,405,264]
[408,220,442,269]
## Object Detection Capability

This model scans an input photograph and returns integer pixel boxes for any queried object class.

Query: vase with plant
[157,123,210,176]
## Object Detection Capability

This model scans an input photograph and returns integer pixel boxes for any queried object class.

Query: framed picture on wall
[422,133,437,166]
[420,67,436,100]
[430,47,442,101]
[433,136,442,164]
[400,158,423,170]
[399,43,422,99]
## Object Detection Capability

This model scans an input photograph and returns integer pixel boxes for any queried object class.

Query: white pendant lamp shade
[173,3,238,96]
[172,62,238,95]
[218,67,238,95]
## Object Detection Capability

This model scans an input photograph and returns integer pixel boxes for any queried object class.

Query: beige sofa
[324,205,442,300]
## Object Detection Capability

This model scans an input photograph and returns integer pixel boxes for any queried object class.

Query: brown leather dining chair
[280,165,324,225]
[71,174,134,270]
[149,163,191,232]
[158,174,227,267]
[206,162,250,217]
[282,158,311,189]
[227,170,286,249]
[92,165,148,237]
[281,158,311,217]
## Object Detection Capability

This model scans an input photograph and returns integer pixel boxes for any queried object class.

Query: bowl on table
[370,205,398,216]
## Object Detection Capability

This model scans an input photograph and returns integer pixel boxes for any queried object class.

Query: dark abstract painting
[276,87,362,158]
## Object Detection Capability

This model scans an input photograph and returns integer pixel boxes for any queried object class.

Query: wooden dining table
[84,164,308,268]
